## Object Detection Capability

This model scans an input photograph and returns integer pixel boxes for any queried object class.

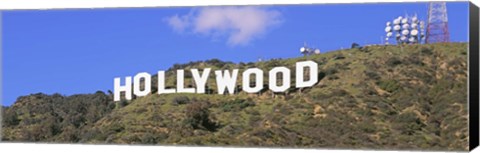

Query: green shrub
[358,122,376,133]
[172,96,190,105]
[386,57,402,67]
[420,47,433,55]
[404,54,425,66]
[328,75,340,80]
[333,54,346,60]
[393,112,424,135]
[220,99,255,112]
[323,67,338,75]
[116,99,129,108]
[377,80,400,93]
[2,109,20,127]
[365,70,381,80]
[184,101,219,131]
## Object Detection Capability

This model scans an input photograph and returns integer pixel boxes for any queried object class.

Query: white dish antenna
[386,22,391,26]
[402,24,410,29]
[412,16,418,22]
[401,18,408,24]
[410,29,419,36]
[314,49,321,54]
[402,29,410,35]
[300,47,306,53]
[411,23,418,29]
[408,37,415,43]
[385,26,392,32]
[386,32,393,37]
[400,36,407,41]
[396,33,401,38]
[393,19,401,25]
[394,25,401,31]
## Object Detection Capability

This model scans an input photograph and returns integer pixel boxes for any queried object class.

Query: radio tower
[426,2,450,44]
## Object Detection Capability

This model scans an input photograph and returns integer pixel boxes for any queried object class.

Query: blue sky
[1,2,469,106]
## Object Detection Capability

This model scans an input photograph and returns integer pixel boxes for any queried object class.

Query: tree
[2,108,20,127]
[184,101,218,131]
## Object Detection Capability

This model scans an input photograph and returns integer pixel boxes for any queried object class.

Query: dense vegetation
[1,43,469,151]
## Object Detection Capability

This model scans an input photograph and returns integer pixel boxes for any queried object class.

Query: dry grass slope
[1,43,469,151]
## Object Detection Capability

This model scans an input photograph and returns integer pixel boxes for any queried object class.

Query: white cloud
[165,7,283,46]
[165,14,190,33]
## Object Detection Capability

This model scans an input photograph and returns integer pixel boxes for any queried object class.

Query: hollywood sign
[114,60,318,101]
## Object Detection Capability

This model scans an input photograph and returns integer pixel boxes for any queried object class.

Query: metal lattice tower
[426,2,450,43]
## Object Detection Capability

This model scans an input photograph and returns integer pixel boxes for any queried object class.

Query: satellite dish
[314,49,321,54]
[401,18,408,24]
[386,22,391,26]
[396,33,401,38]
[386,32,393,37]
[394,25,401,31]
[385,26,392,32]
[410,29,419,36]
[419,21,425,28]
[402,29,410,35]
[402,24,410,29]
[300,47,306,53]
[412,16,418,22]
[400,36,407,41]
[393,19,401,25]
[411,23,418,29]
[409,37,416,43]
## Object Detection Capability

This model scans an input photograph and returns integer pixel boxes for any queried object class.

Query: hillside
[1,43,469,151]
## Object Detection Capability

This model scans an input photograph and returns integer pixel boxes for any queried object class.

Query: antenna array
[385,14,426,45]
[300,42,321,56]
